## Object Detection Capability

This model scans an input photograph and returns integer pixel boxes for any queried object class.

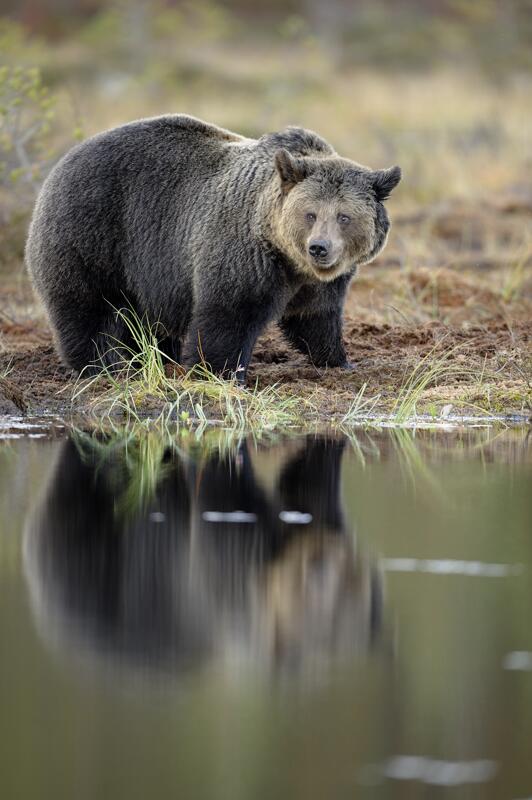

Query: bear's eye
[305,212,316,224]
[338,213,351,225]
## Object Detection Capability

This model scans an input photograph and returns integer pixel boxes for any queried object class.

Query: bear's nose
[309,240,330,259]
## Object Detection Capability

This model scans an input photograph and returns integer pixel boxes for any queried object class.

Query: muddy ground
[0,197,531,423]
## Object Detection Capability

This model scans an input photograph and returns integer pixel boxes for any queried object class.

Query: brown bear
[25,114,401,379]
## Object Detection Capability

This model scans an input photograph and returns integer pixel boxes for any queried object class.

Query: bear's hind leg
[51,303,135,375]
[158,334,182,365]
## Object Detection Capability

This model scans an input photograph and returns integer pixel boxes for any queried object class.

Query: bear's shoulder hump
[258,126,335,158]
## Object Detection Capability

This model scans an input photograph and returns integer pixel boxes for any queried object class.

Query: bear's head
[273,149,401,282]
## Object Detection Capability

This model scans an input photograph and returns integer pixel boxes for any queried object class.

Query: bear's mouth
[311,260,343,280]
[309,253,338,272]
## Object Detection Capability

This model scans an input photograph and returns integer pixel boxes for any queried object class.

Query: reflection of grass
[341,428,381,469]
[70,421,299,520]
[389,427,446,498]
[347,425,520,498]
[68,419,530,531]
[72,425,234,519]
[119,434,173,517]
[72,429,175,518]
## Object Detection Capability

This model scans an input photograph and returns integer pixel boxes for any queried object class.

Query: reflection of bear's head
[268,133,401,282]
[24,435,383,681]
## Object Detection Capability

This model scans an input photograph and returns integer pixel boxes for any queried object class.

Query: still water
[0,424,531,799]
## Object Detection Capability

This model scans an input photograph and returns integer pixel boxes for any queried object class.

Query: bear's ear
[274,148,309,194]
[371,165,402,201]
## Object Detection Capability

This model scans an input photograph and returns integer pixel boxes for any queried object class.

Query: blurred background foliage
[0,0,530,271]
[2,0,531,72]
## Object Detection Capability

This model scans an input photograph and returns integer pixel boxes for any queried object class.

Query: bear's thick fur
[26,114,401,377]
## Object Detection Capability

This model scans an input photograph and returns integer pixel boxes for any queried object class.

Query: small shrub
[0,65,57,215]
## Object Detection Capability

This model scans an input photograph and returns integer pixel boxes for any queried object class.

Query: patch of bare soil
[249,318,531,419]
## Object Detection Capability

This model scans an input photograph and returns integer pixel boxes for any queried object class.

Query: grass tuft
[339,382,381,424]
[72,305,304,430]
[391,342,485,423]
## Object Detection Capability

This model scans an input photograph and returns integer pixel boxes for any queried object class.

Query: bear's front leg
[182,301,273,382]
[280,309,350,368]
[280,273,353,369]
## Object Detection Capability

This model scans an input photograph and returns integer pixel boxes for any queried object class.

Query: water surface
[1,425,531,799]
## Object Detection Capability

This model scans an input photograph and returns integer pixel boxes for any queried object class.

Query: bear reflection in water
[24,435,383,680]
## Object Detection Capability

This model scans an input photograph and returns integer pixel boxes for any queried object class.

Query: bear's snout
[308,239,331,261]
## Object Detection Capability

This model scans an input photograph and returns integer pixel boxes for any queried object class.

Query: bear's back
[51,114,249,185]
[29,115,252,252]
